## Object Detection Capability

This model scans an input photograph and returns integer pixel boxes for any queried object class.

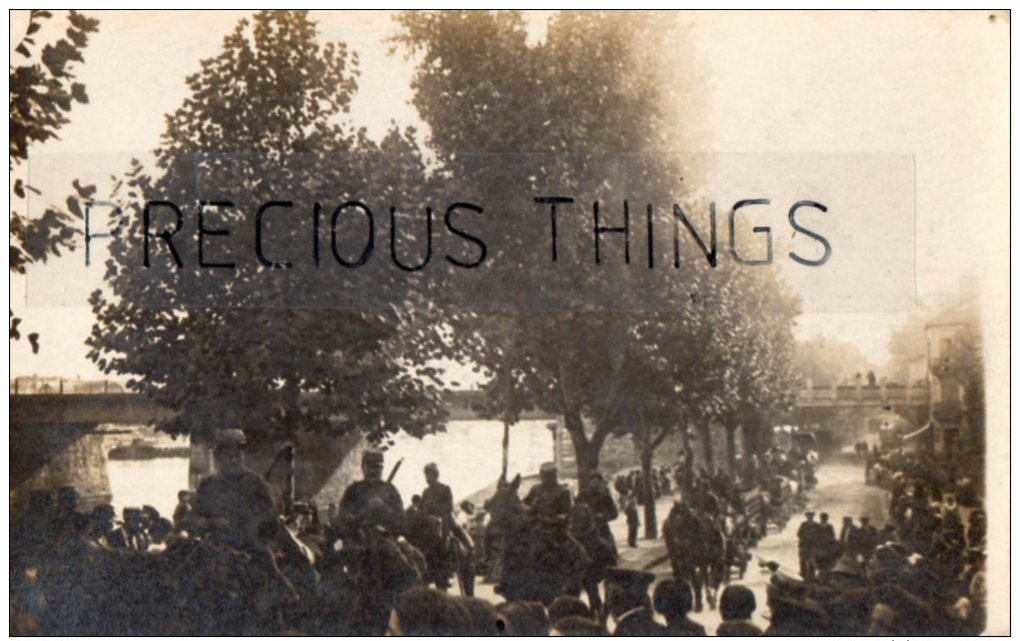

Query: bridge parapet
[796,383,930,408]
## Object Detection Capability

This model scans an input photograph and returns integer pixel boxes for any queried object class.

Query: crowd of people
[382,571,773,636]
[10,427,986,636]
[761,446,987,635]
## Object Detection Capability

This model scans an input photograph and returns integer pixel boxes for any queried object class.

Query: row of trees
[72,12,801,536]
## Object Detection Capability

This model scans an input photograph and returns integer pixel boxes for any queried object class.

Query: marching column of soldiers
[10,428,987,636]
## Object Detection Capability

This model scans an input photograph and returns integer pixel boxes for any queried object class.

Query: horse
[568,501,614,614]
[483,475,587,605]
[663,502,707,611]
[697,512,728,609]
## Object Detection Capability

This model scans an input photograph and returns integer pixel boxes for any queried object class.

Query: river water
[105,420,556,516]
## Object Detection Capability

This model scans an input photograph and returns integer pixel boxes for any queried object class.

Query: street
[474,455,889,631]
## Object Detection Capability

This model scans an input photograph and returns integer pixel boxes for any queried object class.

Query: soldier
[337,448,405,537]
[192,429,277,550]
[797,511,820,580]
[624,493,640,548]
[857,516,879,559]
[418,462,473,592]
[576,471,619,547]
[817,513,838,573]
[523,462,572,522]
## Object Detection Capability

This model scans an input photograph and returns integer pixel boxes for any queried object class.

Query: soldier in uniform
[575,471,619,549]
[418,463,473,592]
[192,429,278,550]
[523,462,572,522]
[336,449,413,634]
[337,449,405,537]
[797,511,820,581]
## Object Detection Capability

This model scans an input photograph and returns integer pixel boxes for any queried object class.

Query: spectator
[716,584,762,636]
[653,579,706,636]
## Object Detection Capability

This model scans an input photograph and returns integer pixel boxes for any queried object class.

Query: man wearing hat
[603,568,667,636]
[523,462,572,522]
[857,516,879,559]
[192,428,278,549]
[337,448,405,536]
[418,462,473,592]
[576,472,619,539]
[797,511,820,580]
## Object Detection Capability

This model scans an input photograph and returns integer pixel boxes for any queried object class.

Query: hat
[424,462,438,473]
[805,511,816,517]
[860,516,871,523]
[831,554,864,577]
[539,462,557,474]
[768,591,828,622]
[214,429,247,448]
[767,570,807,599]
[362,448,384,464]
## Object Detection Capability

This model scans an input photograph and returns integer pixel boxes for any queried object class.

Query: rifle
[387,457,405,484]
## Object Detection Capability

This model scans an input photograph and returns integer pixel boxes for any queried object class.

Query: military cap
[805,511,816,517]
[362,448,384,464]
[424,462,439,473]
[214,429,247,447]
[539,462,557,474]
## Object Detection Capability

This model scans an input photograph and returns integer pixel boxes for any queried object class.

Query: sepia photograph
[8,9,1009,636]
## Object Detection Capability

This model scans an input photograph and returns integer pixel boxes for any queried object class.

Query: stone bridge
[10,383,930,509]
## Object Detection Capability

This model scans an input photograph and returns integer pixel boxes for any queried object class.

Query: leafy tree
[794,336,875,387]
[396,10,684,486]
[10,10,99,351]
[398,12,801,503]
[88,11,450,447]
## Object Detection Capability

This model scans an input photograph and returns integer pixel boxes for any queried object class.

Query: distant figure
[172,490,194,533]
[797,511,819,580]
[716,584,763,636]
[816,513,838,573]
[867,370,877,386]
[110,508,150,551]
[624,494,640,548]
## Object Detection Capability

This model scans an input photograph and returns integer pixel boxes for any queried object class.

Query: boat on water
[108,438,190,461]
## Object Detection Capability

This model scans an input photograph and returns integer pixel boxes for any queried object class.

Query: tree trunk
[699,422,714,472]
[640,447,657,539]
[564,409,599,489]
[501,419,510,483]
[725,425,738,476]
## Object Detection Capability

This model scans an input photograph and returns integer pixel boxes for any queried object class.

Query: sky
[9,10,1010,380]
